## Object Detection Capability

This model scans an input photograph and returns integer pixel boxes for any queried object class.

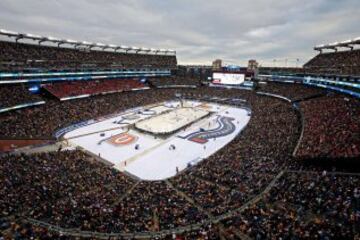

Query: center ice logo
[107,133,138,146]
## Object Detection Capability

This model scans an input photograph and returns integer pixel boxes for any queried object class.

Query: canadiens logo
[108,133,138,146]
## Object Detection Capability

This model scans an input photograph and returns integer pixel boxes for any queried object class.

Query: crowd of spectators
[0,41,177,72]
[0,87,253,139]
[0,84,43,110]
[259,49,360,77]
[297,94,360,159]
[149,76,201,87]
[169,96,299,216]
[1,220,224,239]
[222,171,360,240]
[259,67,306,76]
[0,89,180,138]
[43,79,146,99]
[257,82,325,101]
[304,49,360,76]
[0,84,359,239]
[0,150,134,238]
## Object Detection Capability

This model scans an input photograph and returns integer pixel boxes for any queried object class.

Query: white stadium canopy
[0,28,176,56]
[314,37,360,52]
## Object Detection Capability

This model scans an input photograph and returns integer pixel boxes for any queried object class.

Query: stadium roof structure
[0,29,176,56]
[314,37,360,52]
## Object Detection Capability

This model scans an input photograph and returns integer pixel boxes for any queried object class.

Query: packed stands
[304,49,360,76]
[259,67,305,76]
[260,46,360,78]
[0,84,359,239]
[0,27,360,239]
[0,40,177,72]
[177,65,212,80]
[1,220,222,239]
[256,82,360,159]
[43,79,147,100]
[149,76,201,87]
[296,94,360,159]
[0,84,44,111]
[0,89,178,138]
[259,49,360,99]
[257,82,325,101]
[0,89,299,236]
[222,171,359,240]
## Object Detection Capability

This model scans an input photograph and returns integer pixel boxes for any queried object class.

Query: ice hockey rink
[63,100,251,180]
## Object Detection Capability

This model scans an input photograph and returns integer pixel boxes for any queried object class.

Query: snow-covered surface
[64,100,250,180]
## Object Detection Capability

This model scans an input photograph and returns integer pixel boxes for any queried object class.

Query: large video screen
[212,73,245,85]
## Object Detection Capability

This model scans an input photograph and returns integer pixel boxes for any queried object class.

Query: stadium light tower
[14,33,25,43]
[115,45,130,53]
[74,41,93,49]
[328,42,339,52]
[167,49,176,55]
[157,49,165,55]
[39,36,61,45]
[62,39,77,48]
[314,44,325,53]
[150,48,159,55]
[113,46,122,52]
[123,45,132,53]
[354,37,360,44]
[105,44,117,51]
[23,33,42,43]
[338,39,354,50]
[56,40,66,47]
[140,47,151,54]
[90,42,106,50]
[131,46,141,53]
[0,29,19,39]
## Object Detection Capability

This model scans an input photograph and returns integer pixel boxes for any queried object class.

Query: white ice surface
[65,101,250,180]
[135,107,209,134]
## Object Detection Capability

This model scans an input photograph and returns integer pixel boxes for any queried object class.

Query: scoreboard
[212,72,245,85]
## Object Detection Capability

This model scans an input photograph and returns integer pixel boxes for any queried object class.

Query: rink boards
[63,100,251,180]
[135,107,210,134]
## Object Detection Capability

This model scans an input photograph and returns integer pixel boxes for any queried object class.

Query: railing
[292,102,305,157]
[256,91,292,102]
[0,69,171,79]
[0,101,45,114]
[0,70,171,84]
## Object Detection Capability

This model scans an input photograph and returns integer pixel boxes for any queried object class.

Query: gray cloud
[0,0,359,66]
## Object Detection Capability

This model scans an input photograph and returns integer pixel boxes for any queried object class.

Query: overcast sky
[0,0,359,66]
